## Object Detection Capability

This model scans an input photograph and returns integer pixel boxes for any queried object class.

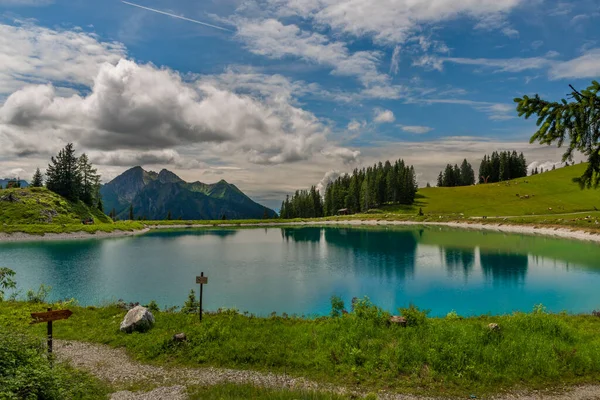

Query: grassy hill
[384,163,599,217]
[0,187,112,225]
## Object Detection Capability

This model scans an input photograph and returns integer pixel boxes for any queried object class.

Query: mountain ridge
[100,166,277,220]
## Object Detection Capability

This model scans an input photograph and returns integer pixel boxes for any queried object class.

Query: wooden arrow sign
[30,309,73,324]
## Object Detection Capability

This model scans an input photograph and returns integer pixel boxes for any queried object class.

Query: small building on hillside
[337,208,350,215]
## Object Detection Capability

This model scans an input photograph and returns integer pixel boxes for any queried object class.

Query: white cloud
[373,108,395,123]
[527,160,564,175]
[390,45,401,75]
[235,19,388,89]
[531,40,544,50]
[417,49,600,80]
[0,58,359,166]
[347,119,366,131]
[263,0,524,45]
[549,49,600,79]
[400,125,434,134]
[419,99,514,120]
[315,170,343,195]
[0,22,126,95]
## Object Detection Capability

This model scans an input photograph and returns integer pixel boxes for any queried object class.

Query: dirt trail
[54,339,600,400]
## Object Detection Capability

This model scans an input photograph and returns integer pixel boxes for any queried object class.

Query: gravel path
[54,340,600,400]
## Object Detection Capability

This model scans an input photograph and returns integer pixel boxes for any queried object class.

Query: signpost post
[30,308,73,364]
[196,272,208,321]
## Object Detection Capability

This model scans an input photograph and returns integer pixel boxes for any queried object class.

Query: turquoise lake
[2,226,600,316]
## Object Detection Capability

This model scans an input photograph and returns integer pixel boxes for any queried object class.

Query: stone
[172,333,187,342]
[120,306,155,333]
[488,323,500,332]
[389,316,407,327]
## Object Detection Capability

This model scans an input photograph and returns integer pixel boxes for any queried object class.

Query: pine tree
[31,168,43,187]
[97,195,103,213]
[167,210,172,220]
[129,204,134,220]
[78,153,100,207]
[46,143,81,202]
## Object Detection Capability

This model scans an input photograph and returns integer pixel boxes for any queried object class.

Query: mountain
[0,179,29,189]
[100,167,277,220]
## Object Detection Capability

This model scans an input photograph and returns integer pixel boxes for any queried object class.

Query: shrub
[145,300,160,313]
[182,289,199,313]
[399,303,430,327]
[352,296,390,325]
[0,267,16,301]
[0,329,109,399]
[26,284,52,303]
[330,295,345,317]
[446,309,461,320]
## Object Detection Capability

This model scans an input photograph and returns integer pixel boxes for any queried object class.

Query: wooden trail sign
[196,272,208,321]
[30,308,72,361]
[30,309,73,324]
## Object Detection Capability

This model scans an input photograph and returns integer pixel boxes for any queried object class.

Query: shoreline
[0,228,150,243]
[1,220,599,243]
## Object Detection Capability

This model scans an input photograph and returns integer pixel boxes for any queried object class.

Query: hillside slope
[386,163,599,217]
[100,167,277,220]
[0,187,111,225]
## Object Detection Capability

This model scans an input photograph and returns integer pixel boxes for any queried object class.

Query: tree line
[478,151,528,184]
[280,159,417,218]
[436,159,476,187]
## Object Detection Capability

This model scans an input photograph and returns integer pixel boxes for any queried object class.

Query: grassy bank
[3,301,600,397]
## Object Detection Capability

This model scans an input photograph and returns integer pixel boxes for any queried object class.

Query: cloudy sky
[0,0,598,209]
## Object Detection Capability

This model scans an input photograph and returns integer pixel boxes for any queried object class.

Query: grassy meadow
[4,300,600,397]
[384,163,599,217]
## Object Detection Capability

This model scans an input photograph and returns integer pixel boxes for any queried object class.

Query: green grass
[385,163,599,218]
[4,301,600,397]
[0,187,111,225]
[0,327,111,400]
[0,187,147,235]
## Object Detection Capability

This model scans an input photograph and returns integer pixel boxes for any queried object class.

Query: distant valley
[100,167,277,220]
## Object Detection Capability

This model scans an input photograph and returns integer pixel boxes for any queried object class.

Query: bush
[145,300,160,313]
[182,289,199,313]
[0,267,16,301]
[0,329,109,399]
[399,303,430,327]
[330,295,345,317]
[26,284,52,303]
[352,296,390,325]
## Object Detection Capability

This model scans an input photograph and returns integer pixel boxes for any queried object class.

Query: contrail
[121,1,233,32]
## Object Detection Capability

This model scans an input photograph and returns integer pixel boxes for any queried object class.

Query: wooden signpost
[196,272,208,321]
[30,308,73,359]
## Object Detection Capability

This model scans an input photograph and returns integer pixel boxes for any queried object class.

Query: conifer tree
[46,143,81,202]
[129,204,134,220]
[31,168,43,187]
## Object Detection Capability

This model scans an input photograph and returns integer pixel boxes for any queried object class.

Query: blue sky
[0,0,598,209]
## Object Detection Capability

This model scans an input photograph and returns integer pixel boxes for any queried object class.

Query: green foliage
[438,159,477,187]
[145,300,160,314]
[515,81,600,188]
[329,295,345,317]
[446,310,462,320]
[0,267,17,301]
[182,289,199,313]
[280,185,323,219]
[0,329,110,400]
[399,303,430,327]
[26,284,52,303]
[31,168,44,187]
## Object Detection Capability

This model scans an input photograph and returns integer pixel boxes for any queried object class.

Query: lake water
[2,226,600,316]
